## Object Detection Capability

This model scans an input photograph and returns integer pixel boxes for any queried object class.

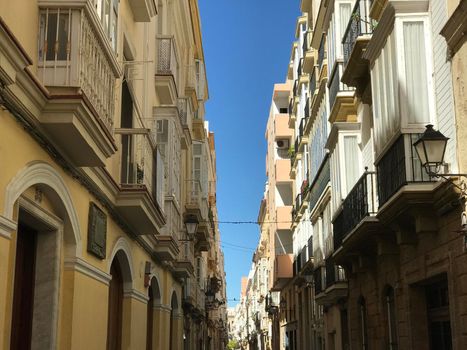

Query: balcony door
[121,79,134,184]
[426,280,452,350]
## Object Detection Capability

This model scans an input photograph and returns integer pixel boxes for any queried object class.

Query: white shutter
[193,142,202,181]
[156,148,165,209]
[196,59,205,100]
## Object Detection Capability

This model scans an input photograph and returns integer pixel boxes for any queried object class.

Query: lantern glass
[185,216,199,236]
[414,125,449,175]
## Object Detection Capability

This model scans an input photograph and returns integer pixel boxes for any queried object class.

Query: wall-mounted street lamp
[413,124,450,176]
[184,215,199,239]
[414,125,467,249]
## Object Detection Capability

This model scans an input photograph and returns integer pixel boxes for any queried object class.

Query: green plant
[227,339,239,350]
[287,146,295,158]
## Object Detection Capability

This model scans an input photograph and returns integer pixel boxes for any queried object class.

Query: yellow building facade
[0,0,226,349]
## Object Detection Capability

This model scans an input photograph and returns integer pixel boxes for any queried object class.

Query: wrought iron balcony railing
[318,36,326,71]
[294,137,299,156]
[302,30,311,53]
[329,62,354,110]
[293,79,299,97]
[342,0,373,67]
[310,67,317,94]
[308,236,313,260]
[325,258,346,289]
[304,98,310,119]
[299,117,307,141]
[298,58,303,77]
[301,245,308,268]
[295,193,302,213]
[314,267,323,295]
[289,98,293,117]
[376,134,433,206]
[333,170,377,249]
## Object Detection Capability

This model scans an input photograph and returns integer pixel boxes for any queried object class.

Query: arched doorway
[107,259,123,350]
[5,162,81,349]
[106,247,133,350]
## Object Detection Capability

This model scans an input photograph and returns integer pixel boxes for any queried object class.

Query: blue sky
[198,0,300,307]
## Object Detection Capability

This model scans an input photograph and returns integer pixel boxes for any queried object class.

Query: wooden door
[146,286,154,350]
[107,260,123,350]
[10,224,37,350]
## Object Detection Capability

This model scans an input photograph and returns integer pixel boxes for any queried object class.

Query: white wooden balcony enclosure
[37,3,121,166]
[115,130,166,235]
[155,35,179,104]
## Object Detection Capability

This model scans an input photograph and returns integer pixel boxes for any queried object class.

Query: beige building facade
[0,0,226,349]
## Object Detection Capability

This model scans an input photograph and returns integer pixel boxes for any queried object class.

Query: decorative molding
[64,257,111,286]
[4,161,82,256]
[154,303,172,312]
[108,237,135,278]
[0,215,17,239]
[0,17,33,86]
[124,289,149,304]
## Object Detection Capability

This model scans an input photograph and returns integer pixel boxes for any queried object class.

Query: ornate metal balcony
[297,58,303,78]
[303,31,315,74]
[329,62,354,112]
[317,36,326,71]
[37,6,120,166]
[333,170,378,250]
[314,267,323,295]
[376,134,433,207]
[341,0,373,93]
[325,258,346,289]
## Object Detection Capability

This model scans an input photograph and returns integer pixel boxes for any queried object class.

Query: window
[398,18,431,125]
[385,287,398,349]
[39,10,71,62]
[279,107,288,114]
[359,297,368,350]
[340,134,361,195]
[94,0,118,50]
[371,15,433,154]
[192,142,208,197]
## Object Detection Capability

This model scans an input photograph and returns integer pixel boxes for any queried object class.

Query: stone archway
[2,162,83,349]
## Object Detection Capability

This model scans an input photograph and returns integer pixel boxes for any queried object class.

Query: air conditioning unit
[276,139,289,149]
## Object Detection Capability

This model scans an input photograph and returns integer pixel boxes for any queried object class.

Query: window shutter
[196,59,205,100]
[156,148,165,209]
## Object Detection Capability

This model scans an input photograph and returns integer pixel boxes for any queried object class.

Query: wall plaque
[87,202,107,259]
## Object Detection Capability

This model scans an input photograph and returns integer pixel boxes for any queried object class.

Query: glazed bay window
[371,15,434,155]
[371,14,435,205]
[330,131,362,212]
[327,1,353,72]
[93,0,118,50]
[310,100,328,181]
[156,119,181,203]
